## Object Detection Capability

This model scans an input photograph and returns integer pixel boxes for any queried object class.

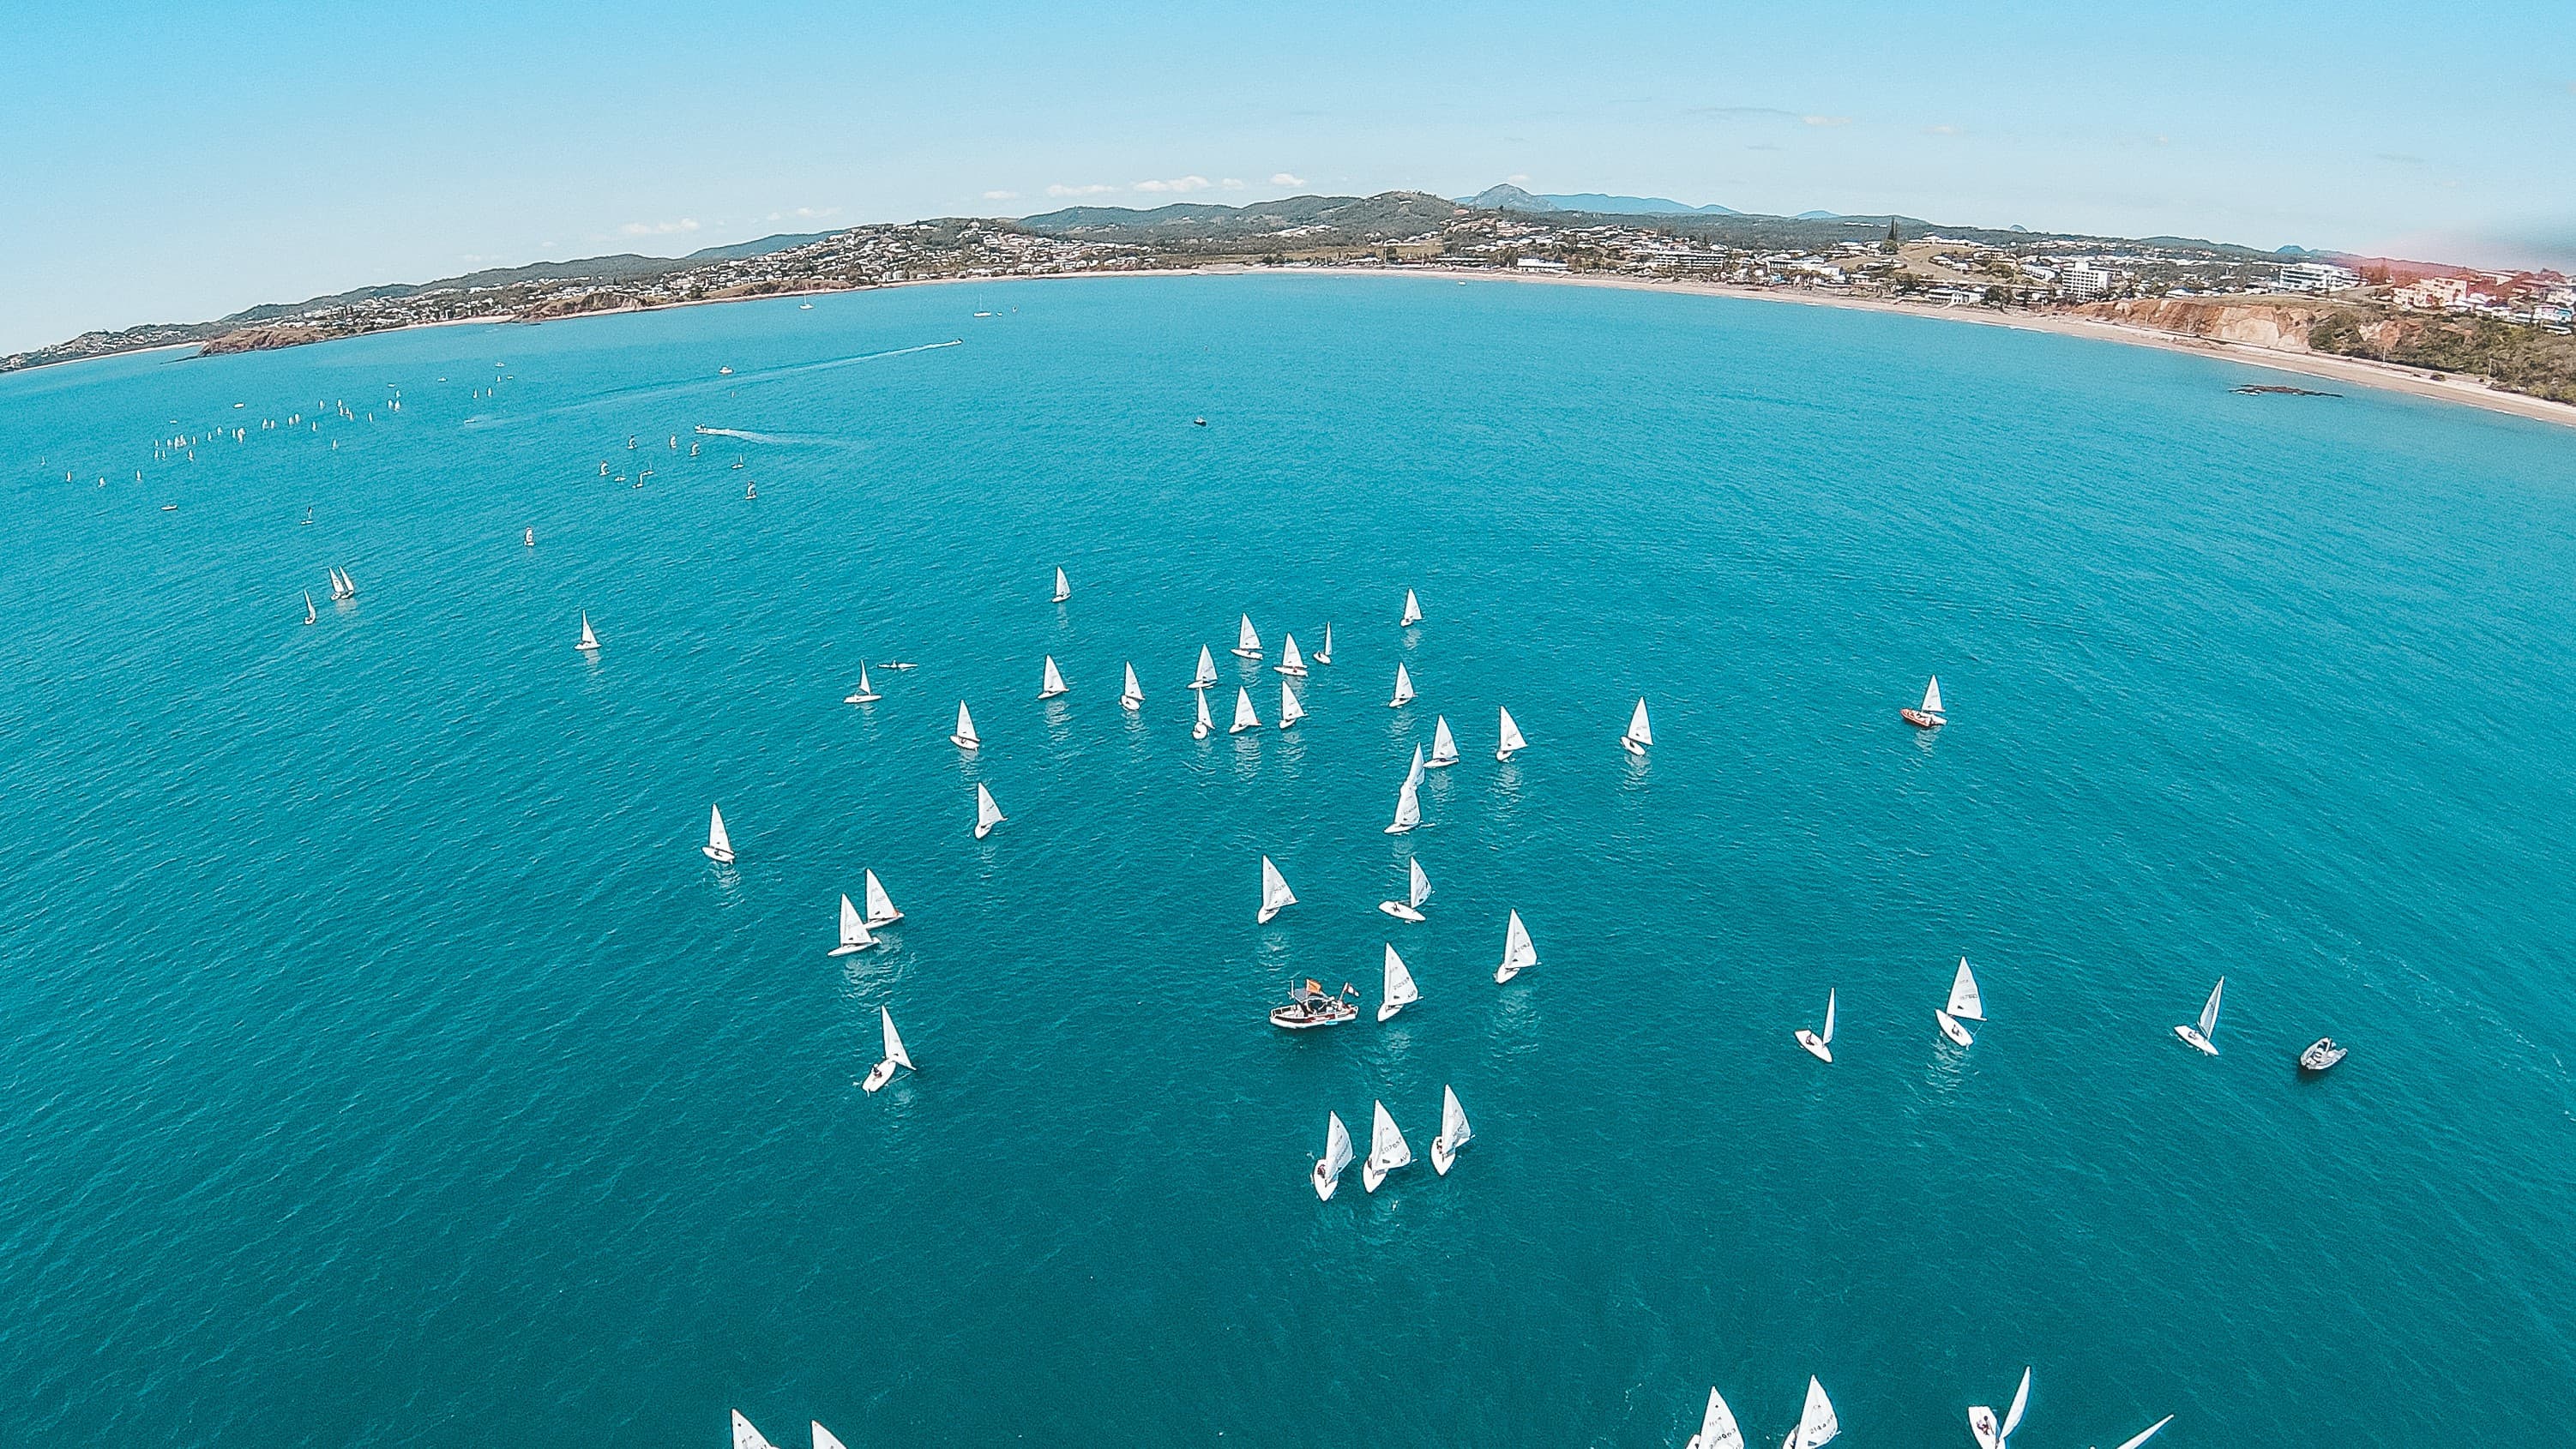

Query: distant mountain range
[1460,183,1742,216]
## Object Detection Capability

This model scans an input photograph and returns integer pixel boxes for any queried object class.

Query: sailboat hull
[1232,648,1261,659]
[1496,749,1516,761]
[1275,664,1306,676]
[703,846,735,864]
[1039,687,1067,699]
[862,1060,896,1092]
[1424,756,1454,769]
[1936,1009,1975,1047]
[1361,1163,1387,1193]
[1384,821,1415,836]
[845,692,879,703]
[829,944,867,957]
[974,822,996,840]
[1193,722,1211,740]
[1230,722,1255,734]
[2175,1025,2218,1055]
[1257,905,1285,925]
[1901,708,1947,728]
[1430,1137,1456,1175]
[1622,737,1646,755]
[1797,1030,1833,1062]
[1122,694,1142,711]
[949,735,978,749]
[1494,964,1523,984]
[1375,1000,1409,1024]
[1379,902,1425,922]
[1312,1165,1341,1200]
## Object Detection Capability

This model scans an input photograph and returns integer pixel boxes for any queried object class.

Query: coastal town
[10,190,2573,405]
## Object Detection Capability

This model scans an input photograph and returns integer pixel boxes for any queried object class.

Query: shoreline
[18,264,2575,432]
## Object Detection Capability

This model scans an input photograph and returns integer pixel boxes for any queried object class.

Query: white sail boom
[1399,588,1422,626]
[1039,655,1068,698]
[1193,645,1219,688]
[1231,687,1260,732]
[1380,944,1419,1019]
[1497,706,1526,759]
[1427,714,1458,766]
[1625,696,1653,748]
[1258,856,1297,923]
[864,869,901,925]
[2199,977,2224,1039]
[974,783,1005,838]
[1496,909,1538,983]
[1947,958,1984,1020]
[1688,1388,1745,1449]
[1923,675,1944,715]
[1389,663,1415,707]
[1408,857,1430,908]
[952,700,980,748]
[1279,680,1304,726]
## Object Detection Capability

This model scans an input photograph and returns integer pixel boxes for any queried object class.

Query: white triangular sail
[974,783,1004,838]
[1316,622,1333,663]
[2001,1367,2031,1440]
[1231,686,1260,733]
[1389,663,1416,707]
[846,664,878,703]
[1789,1376,1839,1449]
[1822,988,1837,1045]
[1121,661,1143,709]
[304,592,316,624]
[1378,944,1419,1020]
[1194,688,1213,738]
[813,1423,848,1449]
[1278,680,1304,727]
[881,1005,912,1070]
[1193,645,1219,689]
[864,869,901,925]
[705,804,734,863]
[1687,1388,1745,1449]
[1923,675,1945,715]
[1427,714,1458,767]
[733,1410,778,1449]
[1624,696,1653,749]
[2103,1416,2176,1449]
[1399,588,1422,626]
[1495,909,1537,983]
[1053,566,1070,602]
[1258,856,1297,923]
[951,700,980,749]
[1278,634,1306,675]
[340,568,355,597]
[1236,613,1261,657]
[1039,655,1068,698]
[1947,958,1984,1021]
[832,893,875,954]
[1386,745,1424,833]
[1440,1085,1470,1151]
[575,613,599,651]
[1496,706,1526,760]
[1362,1098,1412,1191]
[2199,977,2224,1040]
[1314,1111,1354,1199]
[1408,857,1430,909]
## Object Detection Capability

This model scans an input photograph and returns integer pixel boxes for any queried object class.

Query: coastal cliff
[2071,297,2338,351]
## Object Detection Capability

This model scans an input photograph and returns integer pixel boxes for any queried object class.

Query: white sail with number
[704,804,735,863]
[732,1410,778,1449]
[1938,956,1985,1046]
[1784,1376,1839,1449]
[1495,909,1537,983]
[1386,744,1424,833]
[1378,944,1419,1021]
[813,1423,849,1449]
[1686,1388,1744,1449]
[1430,1083,1472,1174]
[1360,1098,1412,1193]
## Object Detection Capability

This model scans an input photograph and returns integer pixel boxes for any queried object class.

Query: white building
[2061,262,2116,299]
[2278,261,2362,292]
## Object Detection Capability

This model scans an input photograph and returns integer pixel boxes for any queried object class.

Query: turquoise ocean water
[2,275,2572,1448]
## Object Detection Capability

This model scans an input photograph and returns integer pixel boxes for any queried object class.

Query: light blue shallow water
[3,275,2573,1449]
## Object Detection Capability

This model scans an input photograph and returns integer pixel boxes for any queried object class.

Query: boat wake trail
[528,339,966,422]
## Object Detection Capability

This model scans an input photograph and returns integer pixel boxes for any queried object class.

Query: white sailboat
[1231,686,1261,733]
[1429,1084,1472,1175]
[830,894,876,955]
[575,611,599,652]
[1903,674,1947,728]
[1052,566,1070,603]
[1277,634,1307,676]
[813,1423,848,1449]
[1968,1366,2031,1449]
[1194,688,1213,739]
[1426,715,1459,767]
[1312,1111,1354,1199]
[844,664,879,704]
[1232,613,1262,659]
[1257,855,1297,924]
[1496,706,1526,761]
[1379,857,1430,921]
[950,700,981,749]
[303,591,316,625]
[1783,1376,1839,1449]
[524,527,535,547]
[1399,588,1422,627]
[2175,977,2224,1055]
[1494,909,1538,983]
[1684,1387,1745,1449]
[340,567,357,598]
[703,804,735,863]
[1038,655,1068,699]
[1121,661,1143,711]
[1622,696,1653,755]
[974,783,1005,839]
[1377,944,1419,1021]
[1278,679,1304,728]
[862,1005,912,1092]
[864,869,902,925]
[1388,663,1416,708]
[1315,622,1333,664]
[2095,1416,2175,1449]
[1796,989,1838,1062]
[1360,1099,1412,1193]
[1385,745,1424,834]
[733,1410,779,1449]
[1937,957,1985,1047]
[1192,645,1219,689]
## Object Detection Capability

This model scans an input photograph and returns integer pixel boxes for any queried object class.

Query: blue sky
[3,0,2571,352]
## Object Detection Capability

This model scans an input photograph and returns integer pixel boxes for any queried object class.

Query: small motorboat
[1269,978,1358,1031]
[1192,417,1208,427]
[2298,1037,2347,1073]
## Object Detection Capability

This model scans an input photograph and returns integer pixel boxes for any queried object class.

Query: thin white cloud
[1802,115,1853,127]
[620,218,701,236]
[1045,183,1116,197]
[1133,175,1213,194]
[764,206,840,222]
[982,189,1020,200]
[1271,172,1308,187]
[1221,177,1246,189]
[1924,124,1963,135]
[1507,173,1531,184]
